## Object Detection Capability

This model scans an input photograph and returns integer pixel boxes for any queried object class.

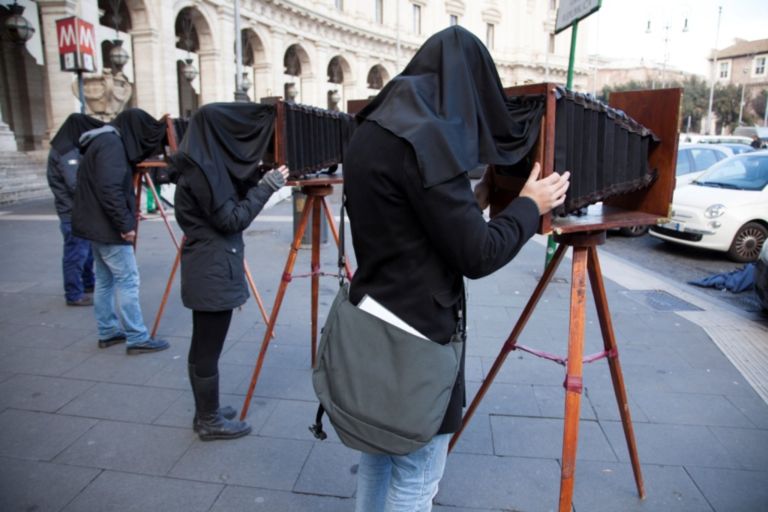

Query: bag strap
[337,189,347,286]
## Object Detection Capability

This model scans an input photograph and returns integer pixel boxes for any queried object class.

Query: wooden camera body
[489,83,681,235]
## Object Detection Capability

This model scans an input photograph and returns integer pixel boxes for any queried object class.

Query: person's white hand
[518,162,570,215]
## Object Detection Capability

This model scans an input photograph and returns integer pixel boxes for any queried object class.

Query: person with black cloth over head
[47,113,104,306]
[343,26,570,511]
[72,108,170,354]
[173,103,288,440]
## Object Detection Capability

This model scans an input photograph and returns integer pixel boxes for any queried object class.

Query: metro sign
[56,17,97,72]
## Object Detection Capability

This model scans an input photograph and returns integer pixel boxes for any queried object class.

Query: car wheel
[727,222,768,263]
[619,225,650,237]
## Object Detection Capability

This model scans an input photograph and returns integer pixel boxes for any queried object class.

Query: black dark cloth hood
[50,113,104,154]
[175,102,276,210]
[109,108,166,165]
[358,25,543,188]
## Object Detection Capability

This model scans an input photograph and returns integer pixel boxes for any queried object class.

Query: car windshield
[694,154,768,191]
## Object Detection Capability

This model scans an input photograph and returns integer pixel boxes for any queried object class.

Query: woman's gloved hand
[259,165,289,192]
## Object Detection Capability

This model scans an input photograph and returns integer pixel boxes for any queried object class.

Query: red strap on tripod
[511,344,618,366]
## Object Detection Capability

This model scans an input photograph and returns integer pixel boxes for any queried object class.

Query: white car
[675,143,733,187]
[650,151,768,262]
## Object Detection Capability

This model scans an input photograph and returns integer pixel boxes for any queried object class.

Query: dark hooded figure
[173,103,288,441]
[72,108,170,355]
[344,26,569,510]
[47,113,104,306]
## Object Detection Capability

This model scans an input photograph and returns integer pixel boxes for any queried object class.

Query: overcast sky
[581,0,768,76]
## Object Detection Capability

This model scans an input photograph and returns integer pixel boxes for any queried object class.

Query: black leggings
[189,310,233,378]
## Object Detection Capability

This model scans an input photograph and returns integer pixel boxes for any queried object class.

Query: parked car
[616,144,733,237]
[675,143,733,187]
[756,242,768,311]
[650,151,768,262]
[734,126,768,146]
[717,143,755,155]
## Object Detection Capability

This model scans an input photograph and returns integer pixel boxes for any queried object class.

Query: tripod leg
[240,195,314,420]
[558,246,588,512]
[150,239,182,339]
[449,243,568,452]
[244,260,272,331]
[311,196,322,367]
[321,198,353,279]
[144,172,180,249]
[587,247,645,499]
[133,173,143,250]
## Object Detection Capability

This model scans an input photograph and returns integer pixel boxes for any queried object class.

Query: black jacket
[72,127,136,244]
[174,165,275,311]
[345,121,540,434]
[47,147,82,220]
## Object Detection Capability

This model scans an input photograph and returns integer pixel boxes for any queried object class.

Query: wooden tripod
[240,177,352,420]
[449,231,645,512]
[131,167,271,339]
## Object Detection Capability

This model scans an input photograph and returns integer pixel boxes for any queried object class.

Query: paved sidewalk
[0,193,767,512]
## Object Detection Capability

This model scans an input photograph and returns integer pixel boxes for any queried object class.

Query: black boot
[188,365,237,429]
[189,368,251,441]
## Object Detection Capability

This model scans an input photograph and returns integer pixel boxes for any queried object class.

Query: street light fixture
[738,64,749,126]
[645,14,688,89]
[109,39,130,71]
[182,57,198,82]
[705,6,723,135]
[4,2,35,44]
[240,72,251,93]
[179,11,198,83]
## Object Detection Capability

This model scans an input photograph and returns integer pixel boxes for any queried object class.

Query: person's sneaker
[98,333,126,348]
[126,338,170,355]
[66,296,93,306]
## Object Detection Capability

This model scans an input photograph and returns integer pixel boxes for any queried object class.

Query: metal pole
[234,0,244,100]
[705,6,722,135]
[738,83,745,125]
[395,0,401,71]
[77,71,85,114]
[764,91,768,126]
[546,21,578,267]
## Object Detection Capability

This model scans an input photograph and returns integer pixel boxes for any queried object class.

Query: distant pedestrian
[47,113,103,307]
[173,103,288,440]
[72,108,170,354]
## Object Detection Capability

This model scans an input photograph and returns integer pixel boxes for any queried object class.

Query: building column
[37,0,79,139]
[270,28,287,100]
[198,48,222,104]
[216,6,237,102]
[130,28,166,117]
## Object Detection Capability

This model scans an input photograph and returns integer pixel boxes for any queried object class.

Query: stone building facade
[1,0,591,151]
[708,38,768,124]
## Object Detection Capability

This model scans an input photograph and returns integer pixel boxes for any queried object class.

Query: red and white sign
[55,17,97,72]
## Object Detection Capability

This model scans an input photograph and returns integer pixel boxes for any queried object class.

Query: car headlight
[704,204,726,218]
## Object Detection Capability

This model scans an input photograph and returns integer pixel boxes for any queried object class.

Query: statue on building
[72,69,133,121]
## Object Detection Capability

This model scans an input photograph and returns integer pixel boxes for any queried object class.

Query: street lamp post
[645,15,688,89]
[738,65,749,126]
[705,6,722,135]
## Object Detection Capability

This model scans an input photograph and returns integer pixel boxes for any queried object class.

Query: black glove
[259,168,286,192]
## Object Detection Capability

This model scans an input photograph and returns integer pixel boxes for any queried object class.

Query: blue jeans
[355,434,450,512]
[91,242,149,344]
[59,219,94,301]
